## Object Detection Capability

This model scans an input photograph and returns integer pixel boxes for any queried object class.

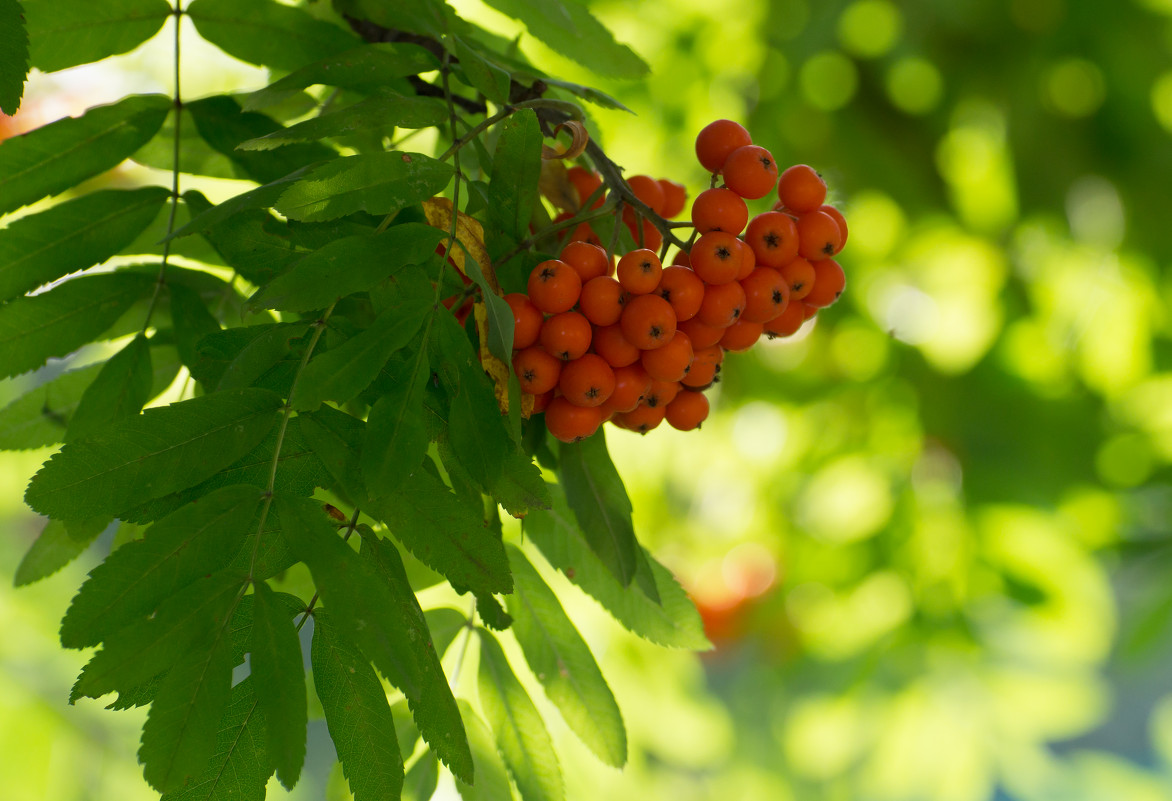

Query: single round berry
[656,265,706,323]
[626,174,667,215]
[690,187,749,234]
[560,241,610,283]
[606,363,653,413]
[763,301,806,338]
[695,119,752,173]
[620,293,678,350]
[678,316,726,349]
[722,145,779,199]
[505,292,544,350]
[796,210,844,260]
[682,345,723,388]
[776,164,827,213]
[567,166,605,210]
[719,319,764,351]
[579,276,627,327]
[613,402,666,434]
[690,231,742,285]
[644,378,682,408]
[740,266,791,323]
[804,258,846,308]
[528,260,582,314]
[744,212,800,268]
[545,396,603,442]
[665,390,710,431]
[658,179,688,218]
[640,330,694,383]
[617,248,663,295]
[539,311,592,361]
[820,204,849,248]
[513,346,562,394]
[779,257,816,299]
[592,323,641,368]
[696,280,746,328]
[558,353,616,408]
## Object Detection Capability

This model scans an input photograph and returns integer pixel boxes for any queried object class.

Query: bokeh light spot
[800,51,859,111]
[886,57,943,115]
[1095,433,1155,487]
[837,0,902,58]
[1043,58,1106,117]
[1150,71,1172,133]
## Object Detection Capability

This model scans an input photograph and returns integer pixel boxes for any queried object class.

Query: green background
[4,0,1172,799]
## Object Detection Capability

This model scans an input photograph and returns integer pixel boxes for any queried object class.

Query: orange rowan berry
[740,266,790,323]
[592,323,641,368]
[659,179,687,218]
[796,210,844,260]
[776,164,827,213]
[763,301,805,338]
[744,212,800,268]
[678,316,726,349]
[690,187,749,235]
[779,257,816,300]
[640,330,694,383]
[558,353,616,407]
[804,259,846,308]
[545,396,603,442]
[820,204,848,249]
[540,311,592,361]
[617,248,663,295]
[514,346,562,394]
[613,402,666,434]
[803,303,818,319]
[629,216,663,252]
[627,174,666,215]
[578,276,626,327]
[560,241,610,283]
[567,166,605,210]
[690,231,742,285]
[722,145,779,199]
[665,390,710,431]
[529,389,553,414]
[695,119,752,173]
[682,344,723,388]
[735,238,756,281]
[528,260,582,314]
[656,265,705,323]
[505,292,544,350]
[696,280,746,328]
[606,363,653,413]
[671,249,692,268]
[719,319,764,351]
[566,220,603,248]
[644,378,682,408]
[620,293,677,350]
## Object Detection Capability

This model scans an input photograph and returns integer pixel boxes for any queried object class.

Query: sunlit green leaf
[312,610,404,801]
[239,91,446,151]
[25,387,281,520]
[452,37,511,105]
[506,546,626,767]
[455,700,514,801]
[242,43,440,111]
[23,0,169,73]
[250,580,307,788]
[14,518,98,587]
[0,0,29,115]
[477,629,564,801]
[60,484,262,648]
[0,186,169,301]
[187,0,357,71]
[274,151,453,223]
[486,109,541,256]
[0,271,154,380]
[362,341,432,493]
[66,334,152,441]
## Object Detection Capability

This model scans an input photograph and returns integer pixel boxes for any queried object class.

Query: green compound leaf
[250,580,308,788]
[477,0,647,79]
[25,387,282,520]
[403,752,439,801]
[71,570,245,702]
[367,467,513,597]
[0,271,154,380]
[66,333,152,442]
[477,629,564,801]
[557,432,640,589]
[293,273,432,411]
[274,151,454,223]
[333,0,448,38]
[0,186,169,302]
[215,323,309,392]
[0,0,29,115]
[362,338,432,494]
[505,546,626,767]
[0,94,170,216]
[186,95,338,185]
[23,0,169,73]
[455,700,514,801]
[312,610,404,801]
[167,163,320,242]
[297,406,368,505]
[486,109,542,258]
[360,530,472,782]
[139,611,236,793]
[248,223,445,313]
[450,37,511,105]
[60,484,263,649]
[14,518,99,587]
[239,91,446,151]
[525,484,710,651]
[187,0,357,72]
[180,192,303,287]
[159,677,272,801]
[276,495,473,781]
[242,43,440,111]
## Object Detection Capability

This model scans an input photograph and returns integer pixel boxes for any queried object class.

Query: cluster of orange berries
[508,119,848,443]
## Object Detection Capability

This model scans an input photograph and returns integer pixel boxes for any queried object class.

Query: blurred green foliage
[4,0,1172,800]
